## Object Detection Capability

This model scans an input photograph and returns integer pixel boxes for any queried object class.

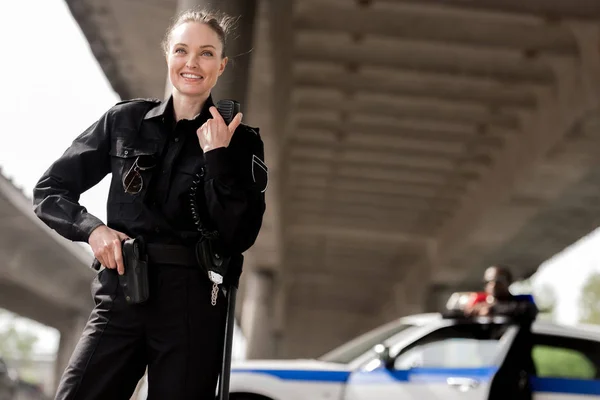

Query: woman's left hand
[197,106,243,153]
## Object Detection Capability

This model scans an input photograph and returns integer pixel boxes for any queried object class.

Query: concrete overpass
[4,0,600,384]
[0,171,94,386]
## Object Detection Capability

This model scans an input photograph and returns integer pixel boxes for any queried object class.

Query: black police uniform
[488,296,538,400]
[33,95,267,399]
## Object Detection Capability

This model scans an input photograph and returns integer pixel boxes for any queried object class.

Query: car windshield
[319,322,413,364]
[392,323,511,370]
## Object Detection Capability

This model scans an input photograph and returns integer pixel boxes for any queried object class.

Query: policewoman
[33,9,267,400]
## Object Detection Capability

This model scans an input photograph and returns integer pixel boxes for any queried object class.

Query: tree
[579,272,600,325]
[0,309,39,363]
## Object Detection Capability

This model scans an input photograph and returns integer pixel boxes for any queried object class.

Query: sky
[0,0,599,357]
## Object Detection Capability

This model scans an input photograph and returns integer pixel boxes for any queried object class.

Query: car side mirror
[373,344,392,368]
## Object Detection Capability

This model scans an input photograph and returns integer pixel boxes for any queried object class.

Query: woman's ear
[218,57,229,76]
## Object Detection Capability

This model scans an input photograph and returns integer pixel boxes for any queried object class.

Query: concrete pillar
[54,314,88,393]
[168,0,257,105]
[424,284,456,313]
[241,269,276,359]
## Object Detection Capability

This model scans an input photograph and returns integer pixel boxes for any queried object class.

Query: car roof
[394,313,600,342]
[533,319,600,341]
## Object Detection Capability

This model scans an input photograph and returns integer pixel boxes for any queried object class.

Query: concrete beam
[290,174,462,199]
[290,200,453,220]
[289,271,397,288]
[296,114,516,140]
[0,175,94,319]
[290,191,456,216]
[0,280,82,330]
[0,239,93,317]
[290,144,487,173]
[287,240,413,260]
[396,0,600,20]
[289,136,493,163]
[288,224,431,245]
[287,161,477,187]
[64,0,134,99]
[290,132,500,160]
[429,22,600,280]
[295,0,577,54]
[290,193,455,214]
[295,62,542,108]
[295,31,557,84]
[292,88,522,129]
[288,186,461,210]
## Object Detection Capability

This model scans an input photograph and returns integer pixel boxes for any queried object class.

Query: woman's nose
[185,57,198,69]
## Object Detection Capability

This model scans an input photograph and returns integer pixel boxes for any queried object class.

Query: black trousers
[488,325,535,400]
[55,264,227,400]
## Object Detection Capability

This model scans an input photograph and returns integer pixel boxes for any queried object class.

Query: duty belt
[145,243,197,267]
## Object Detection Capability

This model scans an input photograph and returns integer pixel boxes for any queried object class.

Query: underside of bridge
[0,172,94,385]
[55,0,600,358]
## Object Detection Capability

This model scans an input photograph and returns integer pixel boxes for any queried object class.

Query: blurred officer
[470,265,537,400]
[468,265,538,321]
[33,8,267,400]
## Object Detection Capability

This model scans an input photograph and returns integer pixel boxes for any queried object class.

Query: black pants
[55,264,227,400]
[488,325,535,400]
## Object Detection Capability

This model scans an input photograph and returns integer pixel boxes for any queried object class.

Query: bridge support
[53,314,88,394]
[241,269,276,359]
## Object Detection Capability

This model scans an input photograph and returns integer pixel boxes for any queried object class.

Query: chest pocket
[109,136,159,220]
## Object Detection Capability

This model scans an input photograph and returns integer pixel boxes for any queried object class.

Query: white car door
[344,321,519,400]
[530,333,600,400]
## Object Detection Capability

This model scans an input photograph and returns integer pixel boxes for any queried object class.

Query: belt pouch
[195,235,231,282]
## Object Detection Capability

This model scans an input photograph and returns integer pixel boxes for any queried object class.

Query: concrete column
[241,269,276,359]
[168,0,257,105]
[54,314,88,393]
[424,284,456,313]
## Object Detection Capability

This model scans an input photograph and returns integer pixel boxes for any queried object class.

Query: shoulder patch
[252,154,268,193]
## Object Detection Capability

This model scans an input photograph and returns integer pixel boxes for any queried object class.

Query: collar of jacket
[143,94,215,121]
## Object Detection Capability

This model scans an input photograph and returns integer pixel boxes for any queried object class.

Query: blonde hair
[161,8,238,58]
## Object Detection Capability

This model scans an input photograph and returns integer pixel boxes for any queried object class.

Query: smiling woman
[162,10,238,118]
[32,5,267,400]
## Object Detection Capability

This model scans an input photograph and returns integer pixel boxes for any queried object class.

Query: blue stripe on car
[350,367,498,384]
[233,367,600,395]
[231,369,350,382]
[531,377,600,396]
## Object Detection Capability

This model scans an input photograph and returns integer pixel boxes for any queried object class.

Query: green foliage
[0,309,39,363]
[579,272,600,325]
[533,345,596,379]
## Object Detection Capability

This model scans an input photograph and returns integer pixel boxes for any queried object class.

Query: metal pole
[218,285,238,400]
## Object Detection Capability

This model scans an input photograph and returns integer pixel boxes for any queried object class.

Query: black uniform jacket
[32,96,267,285]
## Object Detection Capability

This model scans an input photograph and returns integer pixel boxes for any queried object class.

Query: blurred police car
[230,292,600,400]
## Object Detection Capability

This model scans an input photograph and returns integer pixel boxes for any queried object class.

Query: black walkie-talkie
[216,99,241,125]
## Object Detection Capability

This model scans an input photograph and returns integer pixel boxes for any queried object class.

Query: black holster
[119,238,150,305]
